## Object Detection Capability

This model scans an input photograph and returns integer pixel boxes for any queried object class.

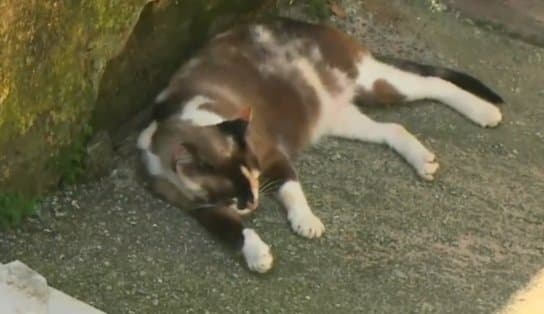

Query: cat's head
[169,117,260,213]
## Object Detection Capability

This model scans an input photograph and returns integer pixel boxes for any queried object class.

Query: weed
[305,0,330,20]
[271,0,331,20]
[0,193,37,229]
[50,124,93,186]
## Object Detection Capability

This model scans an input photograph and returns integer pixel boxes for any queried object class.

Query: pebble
[393,269,408,279]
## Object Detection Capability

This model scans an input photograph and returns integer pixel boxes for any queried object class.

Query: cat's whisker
[259,179,282,195]
[194,203,217,210]
[259,178,279,192]
[259,182,275,193]
[261,184,278,194]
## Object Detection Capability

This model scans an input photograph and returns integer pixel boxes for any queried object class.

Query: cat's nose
[237,199,257,211]
[231,197,257,215]
[235,197,257,211]
[246,200,258,211]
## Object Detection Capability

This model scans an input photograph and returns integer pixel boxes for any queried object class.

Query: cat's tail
[375,55,504,104]
[355,54,504,127]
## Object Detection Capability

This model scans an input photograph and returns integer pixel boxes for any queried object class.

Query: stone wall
[0,0,267,196]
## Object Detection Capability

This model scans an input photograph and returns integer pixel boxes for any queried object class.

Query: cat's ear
[216,119,248,147]
[239,106,253,122]
[172,143,192,172]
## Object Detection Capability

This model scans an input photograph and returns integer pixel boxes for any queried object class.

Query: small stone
[421,302,434,312]
[393,269,408,279]
[53,208,67,217]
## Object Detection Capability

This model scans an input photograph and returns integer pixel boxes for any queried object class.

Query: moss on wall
[0,0,151,195]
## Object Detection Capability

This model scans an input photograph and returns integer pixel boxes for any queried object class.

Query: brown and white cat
[137,18,503,273]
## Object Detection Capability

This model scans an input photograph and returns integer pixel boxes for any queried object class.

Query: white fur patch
[278,181,325,238]
[432,79,503,127]
[155,89,169,103]
[356,56,502,127]
[137,121,157,150]
[241,229,273,273]
[291,58,355,142]
[214,30,233,39]
[329,105,439,180]
[137,120,205,198]
[357,56,427,100]
[249,26,356,142]
[180,95,224,126]
[143,151,163,176]
[252,25,274,45]
[382,123,439,180]
[177,58,201,78]
[137,121,163,176]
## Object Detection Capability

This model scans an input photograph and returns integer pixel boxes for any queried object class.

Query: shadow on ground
[1,1,543,313]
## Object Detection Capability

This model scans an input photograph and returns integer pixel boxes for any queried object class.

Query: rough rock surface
[0,0,149,194]
[0,0,266,195]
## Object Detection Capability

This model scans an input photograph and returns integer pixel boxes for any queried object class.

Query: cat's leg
[278,180,325,238]
[152,177,273,273]
[262,153,325,238]
[329,105,439,180]
[191,206,273,273]
[355,55,503,127]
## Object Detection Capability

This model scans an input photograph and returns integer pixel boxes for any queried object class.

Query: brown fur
[357,79,405,106]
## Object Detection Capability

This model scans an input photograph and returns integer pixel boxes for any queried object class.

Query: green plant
[0,193,37,229]
[306,0,330,20]
[272,0,331,20]
[50,124,93,186]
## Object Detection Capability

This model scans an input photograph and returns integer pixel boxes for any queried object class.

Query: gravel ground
[1,1,543,313]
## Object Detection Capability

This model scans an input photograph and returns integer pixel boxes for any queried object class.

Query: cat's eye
[197,160,212,170]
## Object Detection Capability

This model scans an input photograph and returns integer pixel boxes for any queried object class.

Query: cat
[137,18,503,273]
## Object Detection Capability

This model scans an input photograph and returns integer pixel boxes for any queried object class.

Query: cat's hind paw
[415,151,439,181]
[288,209,325,239]
[469,103,502,128]
[242,229,273,273]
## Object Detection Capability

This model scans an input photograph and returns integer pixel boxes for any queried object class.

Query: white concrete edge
[48,287,106,314]
[1,261,107,314]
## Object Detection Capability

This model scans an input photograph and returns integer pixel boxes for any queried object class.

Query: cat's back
[201,18,365,76]
[173,18,366,110]
[157,18,367,152]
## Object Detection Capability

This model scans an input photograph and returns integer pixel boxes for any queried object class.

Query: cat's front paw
[242,229,273,273]
[288,208,325,239]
